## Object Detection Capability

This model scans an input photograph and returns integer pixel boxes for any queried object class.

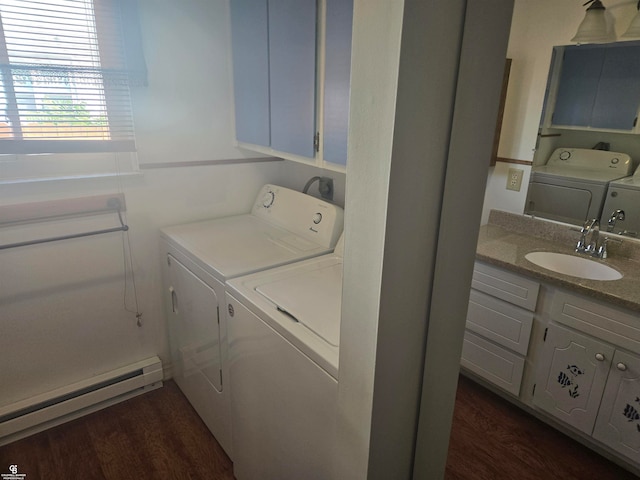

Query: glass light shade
[571,7,615,44]
[622,10,640,38]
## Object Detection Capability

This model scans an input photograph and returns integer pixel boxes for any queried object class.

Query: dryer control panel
[547,148,632,174]
[252,185,344,249]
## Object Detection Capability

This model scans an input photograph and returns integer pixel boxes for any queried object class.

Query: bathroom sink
[524,252,622,281]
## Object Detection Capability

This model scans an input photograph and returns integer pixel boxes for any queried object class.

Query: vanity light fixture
[571,0,616,44]
[622,0,640,38]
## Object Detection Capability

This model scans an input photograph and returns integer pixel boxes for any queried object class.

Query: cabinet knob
[617,362,628,371]
[595,353,605,361]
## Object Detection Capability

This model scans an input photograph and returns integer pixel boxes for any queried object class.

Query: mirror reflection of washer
[602,165,640,236]
[226,235,345,480]
[525,148,633,225]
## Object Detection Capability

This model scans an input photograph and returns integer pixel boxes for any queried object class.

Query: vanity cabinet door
[533,323,613,435]
[593,349,640,463]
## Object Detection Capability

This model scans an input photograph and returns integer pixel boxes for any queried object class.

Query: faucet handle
[596,236,622,259]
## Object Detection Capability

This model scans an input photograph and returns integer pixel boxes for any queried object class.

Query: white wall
[0,0,284,407]
[481,0,639,224]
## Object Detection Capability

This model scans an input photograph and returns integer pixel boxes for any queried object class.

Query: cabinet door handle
[595,353,605,361]
[617,362,628,371]
[170,286,178,313]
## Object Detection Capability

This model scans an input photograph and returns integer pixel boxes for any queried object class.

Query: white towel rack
[0,193,128,250]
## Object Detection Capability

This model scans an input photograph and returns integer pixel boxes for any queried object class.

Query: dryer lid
[161,215,331,280]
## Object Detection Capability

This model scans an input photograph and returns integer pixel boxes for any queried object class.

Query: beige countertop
[477,212,640,313]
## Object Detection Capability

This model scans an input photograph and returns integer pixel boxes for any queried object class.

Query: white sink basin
[524,252,622,281]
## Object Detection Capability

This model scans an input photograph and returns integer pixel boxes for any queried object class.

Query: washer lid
[255,260,343,347]
[161,215,331,280]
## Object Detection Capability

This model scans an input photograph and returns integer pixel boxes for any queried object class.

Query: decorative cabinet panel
[593,349,640,463]
[533,323,614,435]
[552,42,640,132]
[230,0,353,168]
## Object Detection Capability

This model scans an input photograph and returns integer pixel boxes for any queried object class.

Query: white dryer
[525,148,632,225]
[160,185,343,458]
[602,165,640,237]
[225,235,344,480]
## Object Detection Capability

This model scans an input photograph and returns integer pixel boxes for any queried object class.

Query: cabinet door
[167,254,222,392]
[230,0,271,147]
[322,0,353,166]
[552,46,604,128]
[268,0,317,158]
[591,44,640,130]
[533,323,613,434]
[593,350,640,463]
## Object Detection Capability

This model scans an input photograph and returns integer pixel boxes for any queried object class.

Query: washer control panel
[252,185,344,249]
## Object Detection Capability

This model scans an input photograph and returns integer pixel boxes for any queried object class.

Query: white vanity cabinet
[533,291,640,464]
[229,0,353,169]
[460,262,539,396]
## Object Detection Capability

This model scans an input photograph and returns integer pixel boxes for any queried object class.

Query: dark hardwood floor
[0,381,234,480]
[446,375,638,480]
[0,376,636,479]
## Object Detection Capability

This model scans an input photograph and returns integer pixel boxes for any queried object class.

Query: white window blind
[0,0,145,155]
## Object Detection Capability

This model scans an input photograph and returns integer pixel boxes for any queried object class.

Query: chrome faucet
[607,209,625,233]
[576,218,600,255]
[576,218,622,259]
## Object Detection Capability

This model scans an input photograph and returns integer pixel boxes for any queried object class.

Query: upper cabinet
[230,0,353,170]
[229,0,271,147]
[550,41,640,133]
[322,0,353,166]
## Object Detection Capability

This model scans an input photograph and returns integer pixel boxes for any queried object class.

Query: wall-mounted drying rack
[0,193,129,251]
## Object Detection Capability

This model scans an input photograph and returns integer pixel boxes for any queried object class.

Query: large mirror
[480,0,640,237]
[524,42,640,236]
[520,40,640,237]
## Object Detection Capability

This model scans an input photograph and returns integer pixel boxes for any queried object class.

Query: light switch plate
[507,168,524,192]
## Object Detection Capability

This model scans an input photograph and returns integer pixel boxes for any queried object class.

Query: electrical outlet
[506,168,524,192]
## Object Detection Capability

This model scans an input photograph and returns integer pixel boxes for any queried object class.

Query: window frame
[0,0,144,157]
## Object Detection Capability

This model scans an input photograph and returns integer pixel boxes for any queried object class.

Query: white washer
[160,185,343,458]
[225,235,344,480]
[602,166,640,237]
[525,148,632,225]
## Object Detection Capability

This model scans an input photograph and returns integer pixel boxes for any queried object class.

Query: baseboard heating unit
[0,356,163,446]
